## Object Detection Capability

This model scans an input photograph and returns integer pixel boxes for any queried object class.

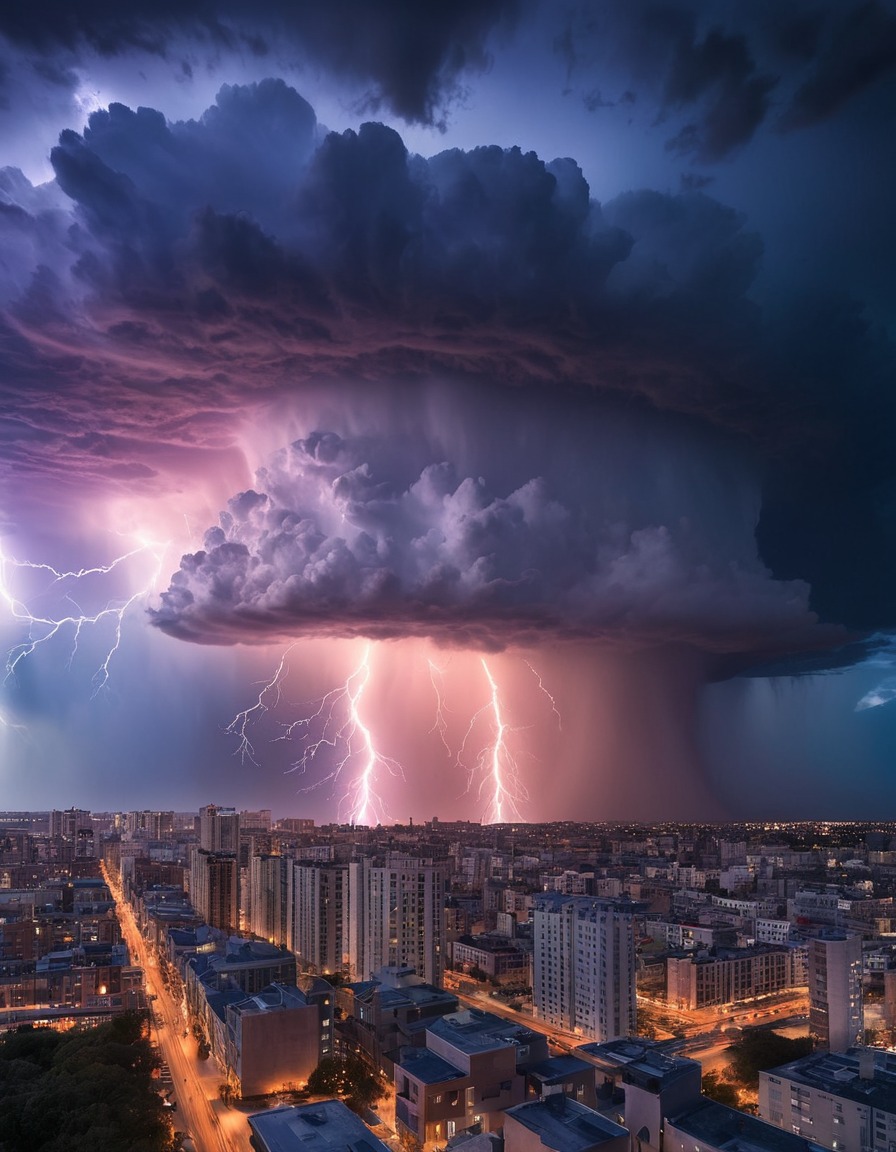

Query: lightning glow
[227,644,562,824]
[0,536,170,695]
[0,710,27,737]
[457,658,529,825]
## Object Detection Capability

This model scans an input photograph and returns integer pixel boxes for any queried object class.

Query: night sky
[1,1,895,822]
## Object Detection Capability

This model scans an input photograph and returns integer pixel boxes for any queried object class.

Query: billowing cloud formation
[151,417,837,662]
[0,80,771,493]
[0,80,893,667]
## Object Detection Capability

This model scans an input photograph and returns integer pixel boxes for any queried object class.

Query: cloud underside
[149,431,846,670]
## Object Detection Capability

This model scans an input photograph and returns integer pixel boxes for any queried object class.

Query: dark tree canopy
[0,1015,173,1152]
[727,1028,814,1088]
[307,1054,384,1114]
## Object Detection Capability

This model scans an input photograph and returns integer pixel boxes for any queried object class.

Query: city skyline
[1,2,895,821]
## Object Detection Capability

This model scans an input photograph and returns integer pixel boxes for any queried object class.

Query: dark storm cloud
[0,0,520,127]
[151,426,830,660]
[777,2,896,131]
[0,80,893,668]
[559,0,896,160]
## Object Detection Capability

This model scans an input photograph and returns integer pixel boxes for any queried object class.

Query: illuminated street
[102,864,253,1152]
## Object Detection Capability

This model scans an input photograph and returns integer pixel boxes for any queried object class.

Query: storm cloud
[0,0,520,128]
[150,406,842,668]
[558,1,896,160]
[0,80,893,675]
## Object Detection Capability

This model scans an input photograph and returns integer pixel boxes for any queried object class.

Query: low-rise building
[224,980,334,1097]
[526,1055,597,1109]
[503,1096,628,1152]
[394,1008,550,1146]
[666,943,805,1010]
[575,1039,702,1151]
[248,1099,392,1152]
[451,935,531,985]
[337,965,458,1076]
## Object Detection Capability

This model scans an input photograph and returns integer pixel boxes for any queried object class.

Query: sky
[1,0,895,823]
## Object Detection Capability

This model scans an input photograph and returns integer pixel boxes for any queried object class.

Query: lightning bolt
[0,536,169,695]
[427,658,453,758]
[457,659,528,824]
[0,710,27,737]
[226,644,296,765]
[230,641,403,825]
[523,659,562,730]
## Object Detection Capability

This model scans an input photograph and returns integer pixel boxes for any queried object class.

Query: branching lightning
[523,658,562,730]
[0,536,170,696]
[229,646,559,825]
[457,658,529,825]
[230,642,404,825]
[427,658,453,757]
[226,644,296,765]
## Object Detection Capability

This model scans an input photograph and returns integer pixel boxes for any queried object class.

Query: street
[102,864,253,1152]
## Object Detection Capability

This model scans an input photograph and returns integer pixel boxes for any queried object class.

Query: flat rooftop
[428,1009,543,1055]
[575,1039,700,1090]
[249,1100,392,1152]
[765,1048,896,1114]
[505,1097,627,1151]
[528,1055,594,1084]
[397,1046,467,1085]
[668,1098,827,1152]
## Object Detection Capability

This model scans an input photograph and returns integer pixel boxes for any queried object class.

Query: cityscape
[2,808,896,1151]
[1,0,896,1150]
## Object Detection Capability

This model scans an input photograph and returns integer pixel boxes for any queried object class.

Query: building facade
[808,930,863,1052]
[359,855,450,985]
[534,895,638,1042]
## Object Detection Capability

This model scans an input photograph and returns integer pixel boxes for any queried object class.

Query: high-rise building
[291,862,352,975]
[125,811,174,839]
[808,929,863,1052]
[191,804,241,932]
[240,809,272,834]
[199,804,240,853]
[351,854,450,985]
[49,808,95,857]
[248,854,291,946]
[533,894,638,1042]
[190,848,239,932]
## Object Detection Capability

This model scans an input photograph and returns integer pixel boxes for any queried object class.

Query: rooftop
[397,1046,467,1086]
[528,1055,594,1085]
[505,1096,627,1151]
[667,1098,827,1152]
[248,1100,392,1152]
[428,1009,543,1055]
[575,1039,700,1090]
[765,1048,896,1114]
[228,982,317,1018]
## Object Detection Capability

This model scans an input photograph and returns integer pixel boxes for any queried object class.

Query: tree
[701,1070,740,1107]
[726,1028,813,1089]
[0,1017,174,1151]
[307,1054,384,1114]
